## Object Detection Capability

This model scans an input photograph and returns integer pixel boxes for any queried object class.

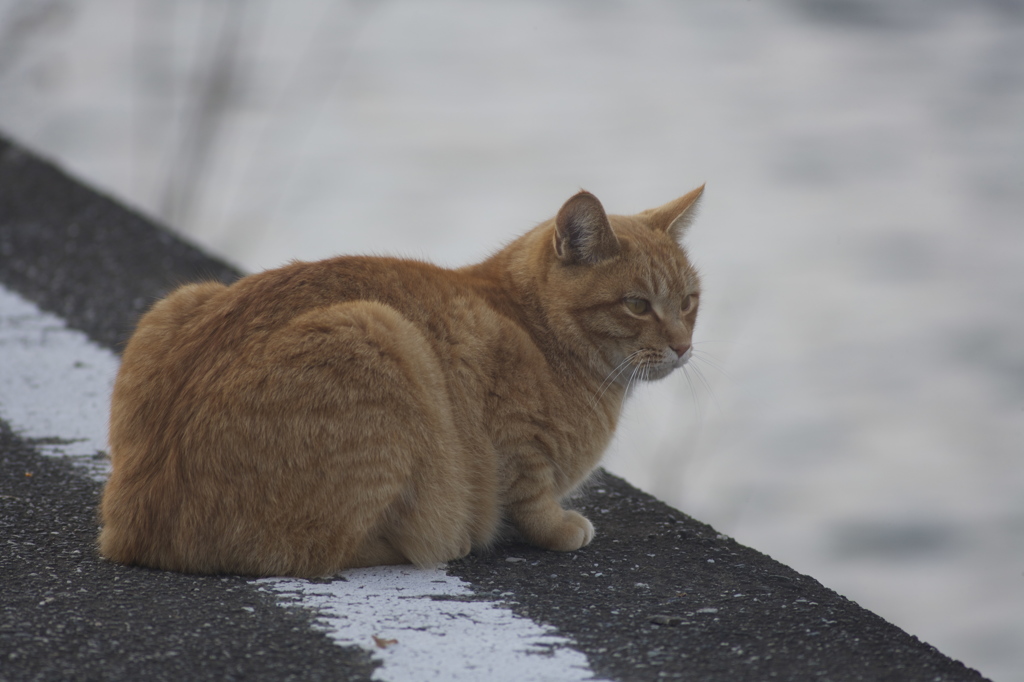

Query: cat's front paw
[543,510,595,552]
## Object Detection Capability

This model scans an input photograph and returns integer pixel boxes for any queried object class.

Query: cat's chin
[643,360,682,382]
[648,366,679,382]
[644,348,691,382]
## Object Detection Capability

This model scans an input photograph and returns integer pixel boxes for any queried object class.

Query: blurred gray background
[1,0,1021,679]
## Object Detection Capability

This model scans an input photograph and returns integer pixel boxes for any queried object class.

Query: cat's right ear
[648,184,705,243]
[553,191,620,265]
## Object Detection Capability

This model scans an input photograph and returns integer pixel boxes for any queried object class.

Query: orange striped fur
[99,187,704,577]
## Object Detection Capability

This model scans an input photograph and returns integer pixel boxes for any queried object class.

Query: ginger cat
[99,186,704,577]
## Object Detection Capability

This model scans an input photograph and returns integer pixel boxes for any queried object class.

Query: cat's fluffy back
[102,266,507,576]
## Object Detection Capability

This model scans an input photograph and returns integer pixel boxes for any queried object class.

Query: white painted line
[0,284,601,682]
[0,285,116,481]
[260,568,597,682]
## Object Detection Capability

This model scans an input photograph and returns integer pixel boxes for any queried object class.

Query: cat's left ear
[647,184,705,242]
[554,191,620,265]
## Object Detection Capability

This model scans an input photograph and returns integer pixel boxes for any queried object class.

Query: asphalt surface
[0,132,990,680]
[0,134,241,351]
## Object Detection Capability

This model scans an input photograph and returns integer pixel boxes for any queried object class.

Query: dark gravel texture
[450,473,986,681]
[0,134,241,351]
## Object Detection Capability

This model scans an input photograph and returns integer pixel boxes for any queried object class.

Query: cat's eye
[681,294,699,313]
[623,298,651,316]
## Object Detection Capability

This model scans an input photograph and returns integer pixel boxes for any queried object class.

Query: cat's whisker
[682,358,723,420]
[690,348,729,378]
[622,361,644,400]
[636,361,648,389]
[689,361,718,399]
[680,365,703,422]
[601,352,641,391]
[590,351,644,410]
[590,362,630,408]
[689,351,724,399]
[619,364,636,399]
[688,350,729,372]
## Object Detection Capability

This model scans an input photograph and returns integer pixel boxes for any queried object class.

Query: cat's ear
[553,191,620,265]
[648,184,705,242]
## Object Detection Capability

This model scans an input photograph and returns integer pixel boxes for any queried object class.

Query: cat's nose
[671,343,691,358]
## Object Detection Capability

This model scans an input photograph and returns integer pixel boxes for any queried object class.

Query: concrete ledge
[0,132,988,681]
[0,135,240,349]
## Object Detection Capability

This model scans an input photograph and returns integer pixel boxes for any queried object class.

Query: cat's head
[539,186,704,386]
